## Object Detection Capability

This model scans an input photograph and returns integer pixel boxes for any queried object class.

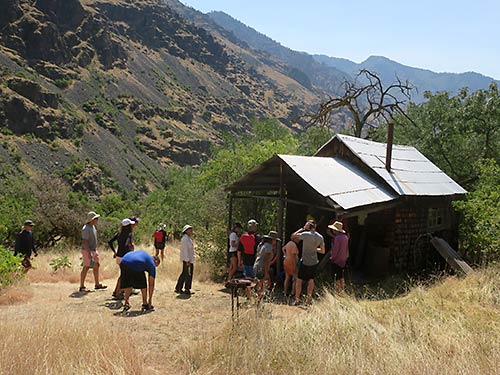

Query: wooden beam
[430,236,473,276]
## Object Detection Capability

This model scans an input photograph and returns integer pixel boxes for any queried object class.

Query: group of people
[13,211,349,311]
[14,212,196,313]
[226,217,349,305]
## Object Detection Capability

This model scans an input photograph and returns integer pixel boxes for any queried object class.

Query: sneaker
[79,286,90,292]
[95,284,107,290]
[292,299,300,306]
[123,303,130,312]
[182,290,194,295]
[174,289,182,294]
[131,289,140,295]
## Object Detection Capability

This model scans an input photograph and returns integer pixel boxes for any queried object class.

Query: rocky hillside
[206,10,499,103]
[0,0,326,197]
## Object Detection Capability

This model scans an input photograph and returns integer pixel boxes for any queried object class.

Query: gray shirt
[297,230,324,266]
[253,242,273,276]
[82,224,97,251]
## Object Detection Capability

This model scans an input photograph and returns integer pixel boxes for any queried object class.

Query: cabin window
[427,207,447,230]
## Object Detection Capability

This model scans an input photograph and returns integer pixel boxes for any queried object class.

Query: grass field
[0,244,499,374]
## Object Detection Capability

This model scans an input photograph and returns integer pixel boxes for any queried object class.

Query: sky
[179,0,500,80]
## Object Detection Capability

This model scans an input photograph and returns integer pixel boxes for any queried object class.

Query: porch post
[228,193,233,231]
[277,162,285,274]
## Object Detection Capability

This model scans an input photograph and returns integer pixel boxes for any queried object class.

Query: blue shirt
[121,250,156,278]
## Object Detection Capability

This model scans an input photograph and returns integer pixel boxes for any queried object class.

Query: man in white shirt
[175,224,195,295]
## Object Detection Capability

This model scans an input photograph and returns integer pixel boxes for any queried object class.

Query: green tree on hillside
[373,83,500,187]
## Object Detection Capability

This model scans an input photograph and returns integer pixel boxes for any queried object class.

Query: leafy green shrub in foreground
[0,246,23,289]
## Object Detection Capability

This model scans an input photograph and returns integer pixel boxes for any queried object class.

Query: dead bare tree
[308,69,415,137]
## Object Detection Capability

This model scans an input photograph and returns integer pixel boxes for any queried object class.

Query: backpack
[153,230,164,243]
[239,232,256,255]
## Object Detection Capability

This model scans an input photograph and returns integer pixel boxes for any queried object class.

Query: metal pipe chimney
[386,122,394,172]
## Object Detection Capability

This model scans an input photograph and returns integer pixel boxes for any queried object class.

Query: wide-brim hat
[263,230,279,240]
[328,221,345,233]
[182,224,193,233]
[86,211,100,223]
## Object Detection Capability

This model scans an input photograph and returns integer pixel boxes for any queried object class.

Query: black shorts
[154,242,165,250]
[298,264,317,281]
[331,263,345,281]
[120,263,147,289]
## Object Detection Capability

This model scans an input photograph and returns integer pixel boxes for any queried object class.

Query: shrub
[454,159,500,264]
[49,255,72,272]
[0,246,23,288]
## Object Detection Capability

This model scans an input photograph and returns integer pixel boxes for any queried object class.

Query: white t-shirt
[229,231,239,252]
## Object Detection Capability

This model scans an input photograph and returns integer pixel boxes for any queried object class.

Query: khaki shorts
[81,250,100,267]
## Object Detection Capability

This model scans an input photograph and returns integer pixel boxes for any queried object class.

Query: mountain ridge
[206,10,498,102]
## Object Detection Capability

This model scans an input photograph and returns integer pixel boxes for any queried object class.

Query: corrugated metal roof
[337,134,467,196]
[278,155,397,210]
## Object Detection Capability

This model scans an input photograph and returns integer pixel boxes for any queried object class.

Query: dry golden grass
[184,267,500,375]
[0,284,33,306]
[2,248,499,375]
[0,310,143,374]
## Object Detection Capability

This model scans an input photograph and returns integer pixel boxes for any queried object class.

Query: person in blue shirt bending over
[118,250,160,312]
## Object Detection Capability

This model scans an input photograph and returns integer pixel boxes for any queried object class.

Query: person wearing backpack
[152,223,167,261]
[238,219,261,278]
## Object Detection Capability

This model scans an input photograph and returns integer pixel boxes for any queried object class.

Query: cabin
[226,134,467,277]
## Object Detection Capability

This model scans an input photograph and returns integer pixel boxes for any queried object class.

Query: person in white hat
[328,221,349,293]
[80,211,106,292]
[108,218,136,299]
[152,223,167,261]
[175,224,195,295]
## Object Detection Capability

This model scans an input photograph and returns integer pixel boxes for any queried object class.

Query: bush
[454,159,500,264]
[0,246,23,288]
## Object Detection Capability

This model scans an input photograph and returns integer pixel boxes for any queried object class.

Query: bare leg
[295,278,302,304]
[93,262,100,286]
[123,287,132,306]
[160,249,165,262]
[80,266,90,288]
[140,288,147,305]
[284,273,290,295]
[114,277,121,295]
[227,257,237,282]
[306,279,314,304]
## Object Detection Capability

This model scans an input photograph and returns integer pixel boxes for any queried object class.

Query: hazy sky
[179,0,500,79]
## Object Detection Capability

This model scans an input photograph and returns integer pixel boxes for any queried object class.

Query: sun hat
[328,221,346,233]
[121,218,136,226]
[86,211,100,223]
[182,224,193,234]
[263,230,279,239]
[24,219,34,226]
[247,219,258,226]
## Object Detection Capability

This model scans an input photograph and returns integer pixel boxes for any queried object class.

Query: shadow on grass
[113,309,154,318]
[69,290,92,298]
[103,301,123,310]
